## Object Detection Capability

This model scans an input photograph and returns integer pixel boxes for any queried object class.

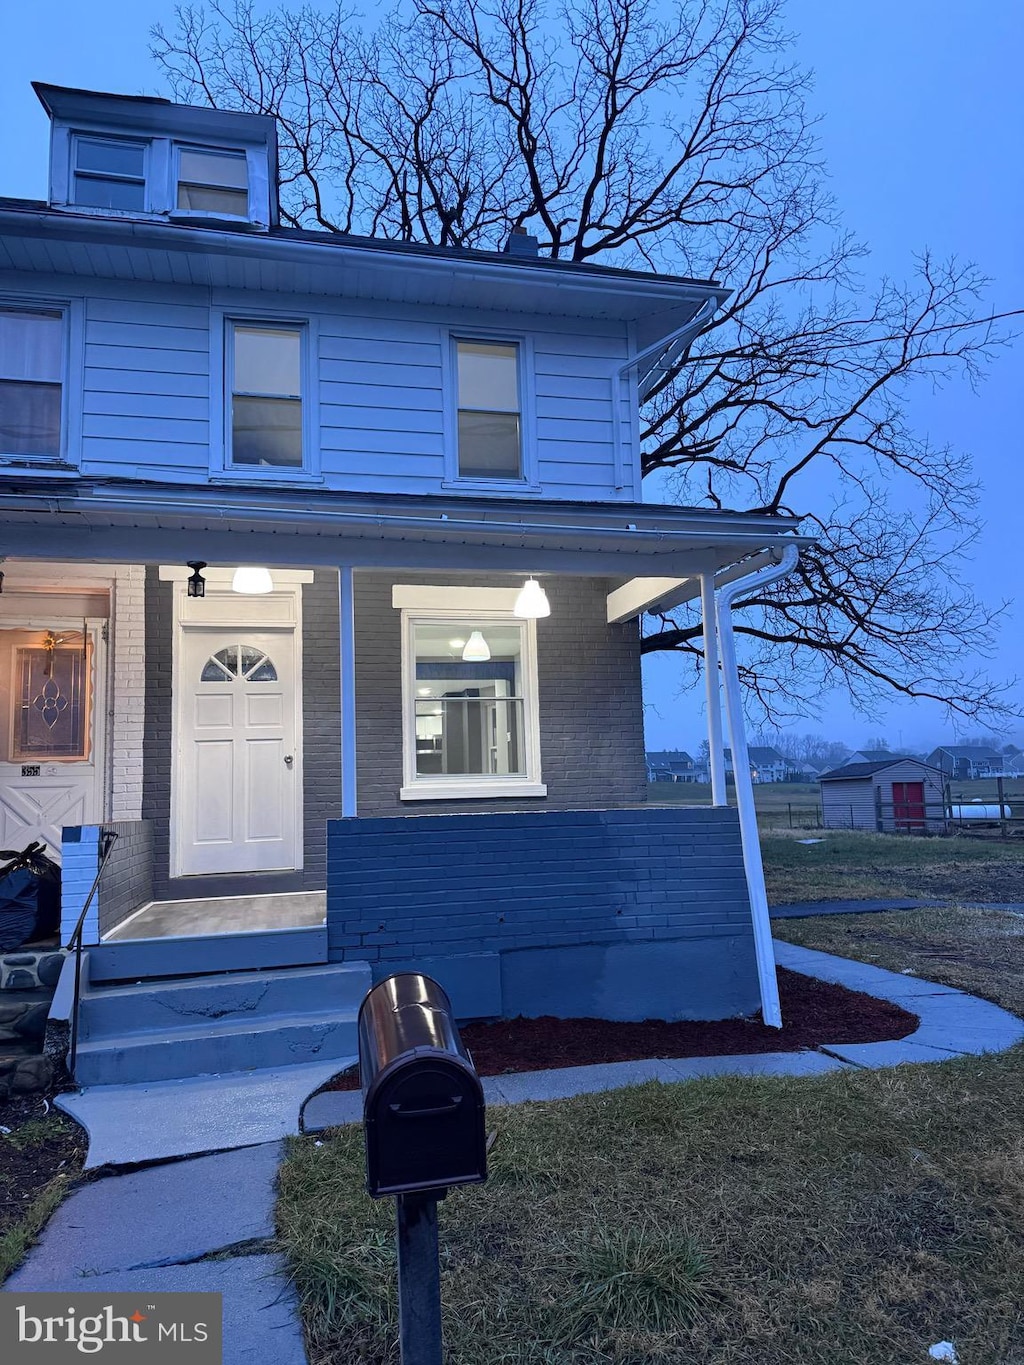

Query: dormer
[33,83,279,232]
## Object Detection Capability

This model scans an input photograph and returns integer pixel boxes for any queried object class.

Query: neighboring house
[819,758,945,833]
[926,745,1004,781]
[645,750,697,782]
[845,749,903,766]
[722,746,788,783]
[0,83,806,1077]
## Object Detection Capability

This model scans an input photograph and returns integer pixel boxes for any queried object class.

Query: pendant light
[514,577,550,618]
[462,630,491,662]
[232,566,274,595]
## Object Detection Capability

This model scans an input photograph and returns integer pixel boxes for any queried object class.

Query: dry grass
[278,861,1024,1364]
[762,829,1024,905]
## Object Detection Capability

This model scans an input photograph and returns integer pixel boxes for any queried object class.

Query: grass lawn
[0,1102,86,1283]
[278,898,1024,1365]
[762,829,1024,906]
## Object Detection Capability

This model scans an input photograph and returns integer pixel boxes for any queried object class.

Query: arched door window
[200,644,278,683]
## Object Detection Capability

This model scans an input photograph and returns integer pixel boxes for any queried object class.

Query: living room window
[228,322,304,468]
[456,339,522,479]
[0,307,64,459]
[396,587,545,800]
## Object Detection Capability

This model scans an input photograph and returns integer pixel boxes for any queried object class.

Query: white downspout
[700,572,728,806]
[715,544,800,1028]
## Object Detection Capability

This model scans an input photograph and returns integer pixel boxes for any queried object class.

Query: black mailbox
[358,973,487,1199]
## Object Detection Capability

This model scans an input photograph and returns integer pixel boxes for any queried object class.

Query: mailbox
[358,973,487,1199]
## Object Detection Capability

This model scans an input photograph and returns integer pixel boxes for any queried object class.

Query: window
[0,309,63,458]
[456,340,521,479]
[229,324,303,467]
[177,147,249,217]
[398,591,545,800]
[12,642,91,761]
[73,137,147,210]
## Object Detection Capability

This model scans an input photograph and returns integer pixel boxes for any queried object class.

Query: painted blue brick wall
[327,806,752,964]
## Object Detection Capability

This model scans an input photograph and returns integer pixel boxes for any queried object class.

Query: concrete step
[79,962,371,1041]
[88,927,328,982]
[73,1008,361,1086]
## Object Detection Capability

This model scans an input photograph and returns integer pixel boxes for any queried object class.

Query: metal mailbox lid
[358,973,477,1100]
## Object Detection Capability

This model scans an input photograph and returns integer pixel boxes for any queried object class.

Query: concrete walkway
[7,943,1023,1365]
[5,1143,305,1364]
[771,898,1024,918]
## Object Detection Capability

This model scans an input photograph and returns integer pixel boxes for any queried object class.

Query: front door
[0,621,106,862]
[175,628,300,876]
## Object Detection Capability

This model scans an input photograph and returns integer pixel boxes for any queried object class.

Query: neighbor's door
[0,621,107,863]
[175,629,300,876]
[892,781,926,831]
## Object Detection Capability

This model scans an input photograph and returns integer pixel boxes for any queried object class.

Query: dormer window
[73,137,147,211]
[176,147,248,218]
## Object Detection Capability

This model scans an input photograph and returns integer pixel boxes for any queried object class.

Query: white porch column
[339,567,358,817]
[700,572,727,806]
[714,545,799,1029]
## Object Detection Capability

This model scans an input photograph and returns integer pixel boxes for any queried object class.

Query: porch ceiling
[0,479,807,577]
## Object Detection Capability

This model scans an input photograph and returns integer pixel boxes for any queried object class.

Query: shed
[818,758,946,832]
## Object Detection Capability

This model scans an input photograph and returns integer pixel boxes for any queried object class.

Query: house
[845,749,903,766]
[721,746,788,783]
[819,758,946,832]
[645,750,697,782]
[0,83,806,1082]
[926,745,1003,781]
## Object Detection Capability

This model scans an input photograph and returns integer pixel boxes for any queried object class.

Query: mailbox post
[358,973,487,1365]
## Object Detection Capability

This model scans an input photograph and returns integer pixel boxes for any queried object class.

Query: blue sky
[1,0,1020,753]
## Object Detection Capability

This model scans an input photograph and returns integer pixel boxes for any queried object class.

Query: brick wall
[109,566,146,821]
[97,821,154,937]
[300,570,342,888]
[353,573,648,815]
[327,805,751,963]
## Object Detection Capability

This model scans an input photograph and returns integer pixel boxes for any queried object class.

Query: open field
[280,864,1024,1364]
[762,829,1024,905]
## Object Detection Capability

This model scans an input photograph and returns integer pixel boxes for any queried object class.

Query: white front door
[0,621,107,863]
[175,628,300,876]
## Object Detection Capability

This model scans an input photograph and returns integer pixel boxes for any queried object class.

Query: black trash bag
[0,842,62,951]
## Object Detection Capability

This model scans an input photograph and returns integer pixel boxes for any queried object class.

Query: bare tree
[152,0,1021,723]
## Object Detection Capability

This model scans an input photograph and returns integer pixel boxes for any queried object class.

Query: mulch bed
[0,1089,87,1245]
[326,966,917,1090]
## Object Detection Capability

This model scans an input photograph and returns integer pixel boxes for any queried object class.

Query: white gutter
[715,544,800,1028]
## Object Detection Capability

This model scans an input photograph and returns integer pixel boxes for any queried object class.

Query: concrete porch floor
[103,890,327,940]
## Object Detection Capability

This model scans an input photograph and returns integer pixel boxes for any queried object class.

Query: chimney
[503,226,540,257]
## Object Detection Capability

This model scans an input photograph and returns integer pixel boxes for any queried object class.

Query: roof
[646,751,694,765]
[930,744,1002,758]
[851,750,902,763]
[0,476,804,577]
[819,757,941,782]
[723,746,785,764]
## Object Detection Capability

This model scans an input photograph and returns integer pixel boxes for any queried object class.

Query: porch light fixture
[514,577,550,619]
[462,630,491,662]
[232,566,273,595]
[186,561,207,598]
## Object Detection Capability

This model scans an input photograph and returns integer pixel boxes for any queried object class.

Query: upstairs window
[0,308,63,458]
[73,137,146,210]
[177,148,249,217]
[229,323,303,467]
[456,340,521,480]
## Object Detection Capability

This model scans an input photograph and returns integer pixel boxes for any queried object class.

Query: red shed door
[893,781,925,831]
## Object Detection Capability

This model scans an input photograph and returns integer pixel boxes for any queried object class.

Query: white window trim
[0,295,83,469]
[397,586,545,801]
[68,131,152,215]
[440,330,541,495]
[210,309,322,482]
